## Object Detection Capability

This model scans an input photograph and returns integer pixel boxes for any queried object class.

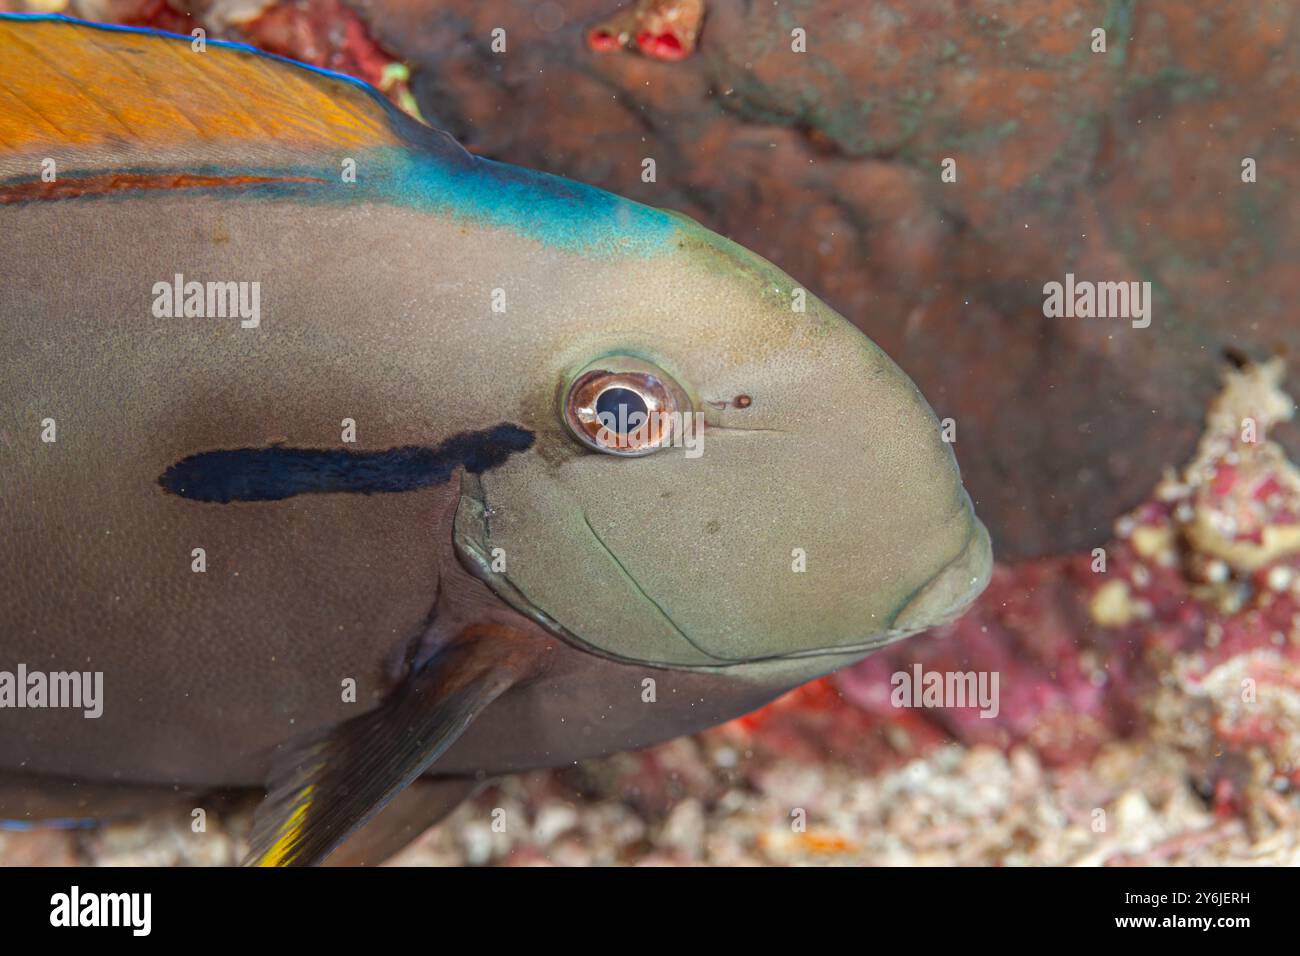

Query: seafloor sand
[3,730,1296,866]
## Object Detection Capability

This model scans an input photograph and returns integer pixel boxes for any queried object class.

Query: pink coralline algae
[588,0,705,61]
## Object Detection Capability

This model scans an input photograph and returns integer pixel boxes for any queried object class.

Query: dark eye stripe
[158,423,534,502]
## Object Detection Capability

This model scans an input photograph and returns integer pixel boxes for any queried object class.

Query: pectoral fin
[243,640,518,867]
[324,776,482,866]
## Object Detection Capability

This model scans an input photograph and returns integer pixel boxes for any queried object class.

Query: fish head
[453,197,991,676]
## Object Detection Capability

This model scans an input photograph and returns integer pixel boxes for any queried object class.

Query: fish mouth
[891,517,993,632]
[454,475,992,670]
[687,514,993,664]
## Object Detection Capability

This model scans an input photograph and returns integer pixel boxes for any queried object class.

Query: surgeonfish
[0,14,992,865]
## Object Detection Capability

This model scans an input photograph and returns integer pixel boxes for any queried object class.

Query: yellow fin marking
[256,784,316,868]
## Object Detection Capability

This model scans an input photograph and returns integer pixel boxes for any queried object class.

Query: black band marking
[159,423,534,503]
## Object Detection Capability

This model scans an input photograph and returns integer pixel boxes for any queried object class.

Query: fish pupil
[595,387,649,433]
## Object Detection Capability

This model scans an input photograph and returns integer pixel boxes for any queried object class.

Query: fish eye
[563,357,691,456]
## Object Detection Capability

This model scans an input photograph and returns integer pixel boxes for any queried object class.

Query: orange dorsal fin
[0,14,423,179]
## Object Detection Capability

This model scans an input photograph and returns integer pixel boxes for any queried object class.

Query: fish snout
[892,515,993,632]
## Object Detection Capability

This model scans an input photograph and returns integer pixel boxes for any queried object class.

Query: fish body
[0,14,991,863]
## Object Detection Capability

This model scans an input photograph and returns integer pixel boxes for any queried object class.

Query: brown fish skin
[0,191,990,863]
[1,193,986,783]
[0,459,867,788]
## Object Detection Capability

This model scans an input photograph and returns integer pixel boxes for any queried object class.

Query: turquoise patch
[372,150,679,256]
